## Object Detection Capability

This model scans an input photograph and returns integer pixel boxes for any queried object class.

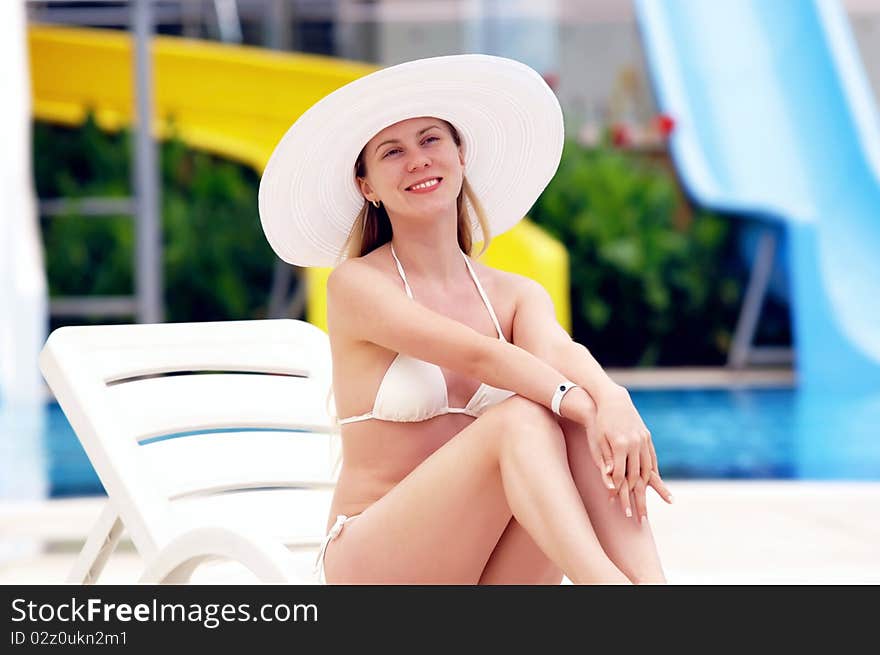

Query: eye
[382,135,439,159]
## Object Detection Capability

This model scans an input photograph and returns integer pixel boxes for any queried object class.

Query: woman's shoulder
[328,245,394,289]
[468,256,535,299]
[326,246,402,338]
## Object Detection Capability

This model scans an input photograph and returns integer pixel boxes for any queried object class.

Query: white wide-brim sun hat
[258,53,564,268]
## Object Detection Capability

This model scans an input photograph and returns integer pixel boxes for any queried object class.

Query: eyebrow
[373,125,442,155]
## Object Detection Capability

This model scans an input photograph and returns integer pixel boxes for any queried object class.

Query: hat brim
[258,54,564,267]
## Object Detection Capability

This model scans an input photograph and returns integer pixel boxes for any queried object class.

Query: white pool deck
[2,367,877,585]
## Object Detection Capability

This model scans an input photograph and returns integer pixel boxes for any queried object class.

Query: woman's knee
[491,395,566,454]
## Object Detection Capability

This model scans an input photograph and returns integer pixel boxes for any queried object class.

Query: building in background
[27,0,880,144]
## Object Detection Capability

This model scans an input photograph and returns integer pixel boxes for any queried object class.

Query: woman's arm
[327,259,593,423]
[508,274,673,517]
[509,276,624,404]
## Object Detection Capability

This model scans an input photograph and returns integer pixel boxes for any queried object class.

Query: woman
[258,54,672,584]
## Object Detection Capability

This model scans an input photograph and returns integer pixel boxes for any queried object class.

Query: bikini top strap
[460,251,506,341]
[389,244,414,299]
[390,244,505,341]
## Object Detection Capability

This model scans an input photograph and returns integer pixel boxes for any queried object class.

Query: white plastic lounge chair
[38,319,340,584]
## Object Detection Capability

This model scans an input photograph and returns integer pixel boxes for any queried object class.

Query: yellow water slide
[28,24,570,331]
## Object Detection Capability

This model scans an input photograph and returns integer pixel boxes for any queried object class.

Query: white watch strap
[551,381,579,416]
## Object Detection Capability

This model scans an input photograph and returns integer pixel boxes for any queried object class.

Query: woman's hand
[586,385,673,521]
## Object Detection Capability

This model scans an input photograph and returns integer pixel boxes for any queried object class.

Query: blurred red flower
[654,113,676,137]
[542,72,559,91]
[610,122,632,147]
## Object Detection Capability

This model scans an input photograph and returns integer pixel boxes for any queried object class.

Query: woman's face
[357,116,465,219]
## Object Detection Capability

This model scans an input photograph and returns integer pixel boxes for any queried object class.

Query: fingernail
[605,464,613,474]
[625,508,632,518]
[640,515,647,524]
[668,494,674,503]
[607,482,615,490]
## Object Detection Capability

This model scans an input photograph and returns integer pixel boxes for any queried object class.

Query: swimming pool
[1,386,878,499]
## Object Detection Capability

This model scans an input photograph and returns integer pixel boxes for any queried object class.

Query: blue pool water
[632,388,879,480]
[1,386,878,499]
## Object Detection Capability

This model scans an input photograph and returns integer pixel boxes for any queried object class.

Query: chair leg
[67,503,123,584]
[152,556,214,584]
[139,527,295,583]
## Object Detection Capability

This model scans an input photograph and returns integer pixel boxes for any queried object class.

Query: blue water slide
[634,0,880,392]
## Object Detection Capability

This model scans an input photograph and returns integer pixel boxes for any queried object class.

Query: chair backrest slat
[107,373,334,441]
[94,343,313,383]
[168,487,334,546]
[141,430,338,499]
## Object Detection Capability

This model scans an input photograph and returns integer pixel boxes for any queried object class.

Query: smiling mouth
[405,177,443,191]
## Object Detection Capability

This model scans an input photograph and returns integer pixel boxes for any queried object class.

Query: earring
[371,199,381,208]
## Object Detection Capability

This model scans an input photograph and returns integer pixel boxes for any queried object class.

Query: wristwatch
[551,381,580,416]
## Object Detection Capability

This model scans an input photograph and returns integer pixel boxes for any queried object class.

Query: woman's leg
[560,416,666,583]
[477,416,666,585]
[322,395,629,584]
[477,517,564,585]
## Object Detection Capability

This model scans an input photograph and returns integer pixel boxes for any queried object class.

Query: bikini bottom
[313,513,360,584]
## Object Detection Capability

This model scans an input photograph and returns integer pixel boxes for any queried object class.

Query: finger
[600,439,614,477]
[648,438,659,476]
[586,431,604,470]
[589,434,616,492]
[640,442,653,487]
[632,479,648,524]
[648,470,674,504]
[601,440,616,492]
[626,441,641,490]
[619,479,632,519]
[612,446,627,490]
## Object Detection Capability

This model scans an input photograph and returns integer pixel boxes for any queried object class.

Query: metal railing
[35,0,163,323]
[31,0,313,323]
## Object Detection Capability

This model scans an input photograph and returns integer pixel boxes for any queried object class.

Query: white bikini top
[333,244,515,425]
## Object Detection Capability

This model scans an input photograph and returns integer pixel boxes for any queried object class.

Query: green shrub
[34,113,275,327]
[529,137,743,366]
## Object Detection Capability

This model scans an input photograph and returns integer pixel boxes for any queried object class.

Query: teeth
[409,178,440,190]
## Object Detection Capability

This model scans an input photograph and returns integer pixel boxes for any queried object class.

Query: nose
[407,155,431,172]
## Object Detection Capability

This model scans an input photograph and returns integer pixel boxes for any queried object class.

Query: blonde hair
[336,120,493,264]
